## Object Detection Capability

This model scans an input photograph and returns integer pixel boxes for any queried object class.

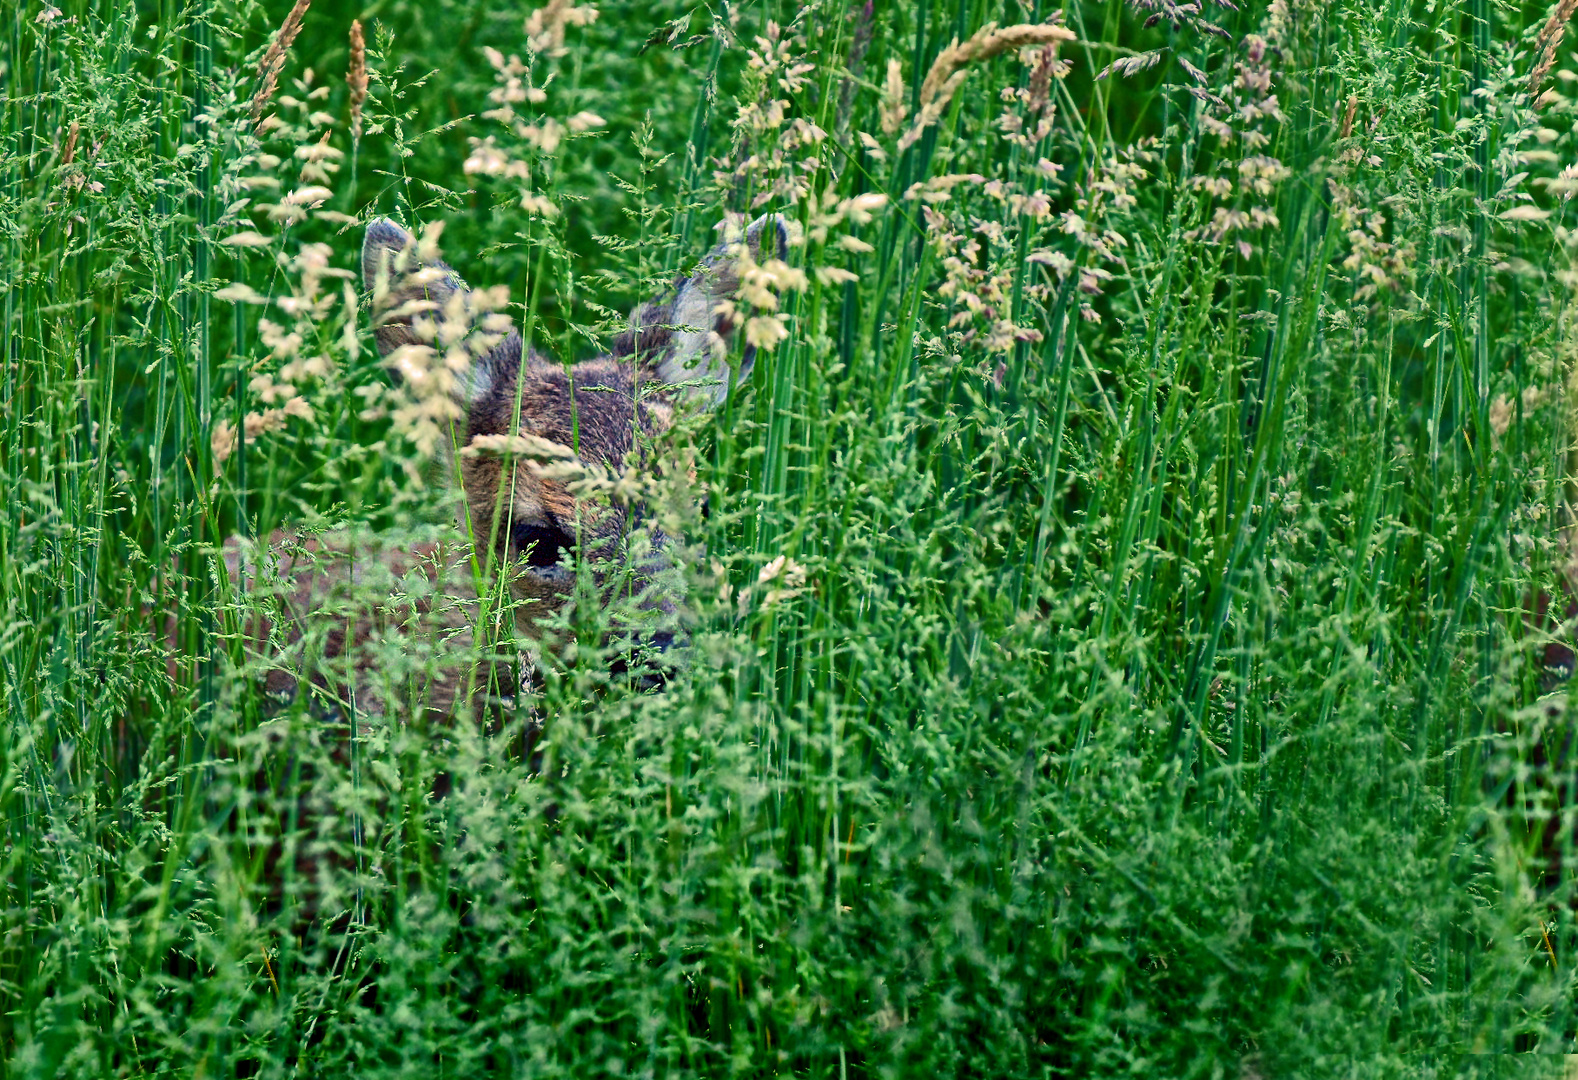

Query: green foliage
[6,0,1578,1074]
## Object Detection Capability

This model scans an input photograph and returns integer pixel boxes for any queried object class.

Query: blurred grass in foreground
[5,0,1578,1073]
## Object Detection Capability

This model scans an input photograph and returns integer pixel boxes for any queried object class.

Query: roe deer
[218,213,787,726]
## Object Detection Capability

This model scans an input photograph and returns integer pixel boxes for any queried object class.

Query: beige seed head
[347,20,367,140]
[1338,94,1357,139]
[1530,0,1578,101]
[880,58,906,136]
[918,22,1075,111]
[211,420,237,466]
[252,0,312,123]
[899,22,1074,152]
[1489,394,1512,438]
[525,0,598,57]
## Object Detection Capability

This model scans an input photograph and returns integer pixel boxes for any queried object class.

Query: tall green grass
[5,0,1578,1073]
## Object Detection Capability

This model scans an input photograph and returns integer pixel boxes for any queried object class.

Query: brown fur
[206,213,785,723]
[362,215,784,652]
[216,529,499,723]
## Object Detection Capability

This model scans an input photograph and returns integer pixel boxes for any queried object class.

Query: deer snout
[597,540,688,687]
[606,628,684,690]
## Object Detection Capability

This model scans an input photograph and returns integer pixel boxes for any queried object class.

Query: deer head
[361,214,786,665]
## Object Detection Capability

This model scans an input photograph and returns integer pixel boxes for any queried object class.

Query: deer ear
[613,213,790,408]
[362,218,471,360]
[362,218,523,411]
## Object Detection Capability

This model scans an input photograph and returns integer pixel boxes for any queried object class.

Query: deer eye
[509,522,573,568]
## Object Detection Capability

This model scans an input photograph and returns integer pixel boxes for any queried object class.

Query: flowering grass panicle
[1179,33,1288,260]
[525,0,599,58]
[364,223,514,460]
[718,20,825,209]
[462,6,604,219]
[213,71,358,469]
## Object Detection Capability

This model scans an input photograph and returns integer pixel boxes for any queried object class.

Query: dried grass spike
[880,58,905,136]
[918,21,1075,110]
[899,21,1075,151]
[252,0,312,123]
[1530,0,1578,100]
[347,20,367,140]
[1338,94,1358,139]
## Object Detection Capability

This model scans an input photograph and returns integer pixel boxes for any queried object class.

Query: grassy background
[6,0,1578,1073]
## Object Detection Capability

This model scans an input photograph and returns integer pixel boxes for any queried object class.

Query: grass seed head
[880,58,905,136]
[1530,0,1578,99]
[347,20,367,139]
[900,21,1074,151]
[251,0,312,123]
[525,0,599,57]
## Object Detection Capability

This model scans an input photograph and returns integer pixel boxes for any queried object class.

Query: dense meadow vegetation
[10,0,1578,1072]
